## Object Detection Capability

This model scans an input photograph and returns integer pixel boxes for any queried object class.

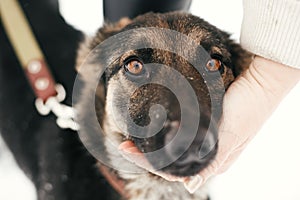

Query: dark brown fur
[76,12,252,200]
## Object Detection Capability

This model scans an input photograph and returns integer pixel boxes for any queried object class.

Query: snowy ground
[1,0,300,200]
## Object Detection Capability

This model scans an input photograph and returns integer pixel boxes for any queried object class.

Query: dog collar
[0,0,78,131]
[97,163,129,198]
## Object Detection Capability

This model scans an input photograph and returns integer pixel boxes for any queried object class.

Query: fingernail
[183,175,203,194]
[119,146,138,154]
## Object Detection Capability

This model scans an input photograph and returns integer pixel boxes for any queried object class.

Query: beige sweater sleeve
[240,0,300,69]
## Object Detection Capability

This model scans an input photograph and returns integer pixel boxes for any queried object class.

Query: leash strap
[0,0,79,131]
[1,2,129,196]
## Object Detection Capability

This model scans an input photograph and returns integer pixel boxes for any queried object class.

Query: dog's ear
[90,18,132,50]
[75,18,132,123]
[75,17,132,73]
[226,40,253,77]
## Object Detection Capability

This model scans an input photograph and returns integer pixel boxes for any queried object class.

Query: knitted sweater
[240,0,300,69]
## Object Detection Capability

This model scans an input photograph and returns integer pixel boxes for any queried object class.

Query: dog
[75,12,252,200]
[0,0,121,199]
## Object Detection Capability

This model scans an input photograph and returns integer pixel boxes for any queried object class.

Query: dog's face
[77,12,251,178]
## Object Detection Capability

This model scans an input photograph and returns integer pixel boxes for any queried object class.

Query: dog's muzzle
[129,108,218,177]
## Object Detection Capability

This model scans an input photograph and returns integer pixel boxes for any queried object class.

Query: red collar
[97,163,129,198]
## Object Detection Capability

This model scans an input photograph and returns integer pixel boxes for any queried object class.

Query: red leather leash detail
[25,59,57,102]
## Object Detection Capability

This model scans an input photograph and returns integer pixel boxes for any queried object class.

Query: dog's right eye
[124,58,144,75]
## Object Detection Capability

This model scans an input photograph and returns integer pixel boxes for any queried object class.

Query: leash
[1,0,128,196]
[0,0,79,131]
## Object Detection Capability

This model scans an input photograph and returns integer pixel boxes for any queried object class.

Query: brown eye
[206,58,222,72]
[124,59,144,75]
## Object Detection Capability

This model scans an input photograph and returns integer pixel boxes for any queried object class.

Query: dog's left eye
[206,58,222,72]
[124,59,144,75]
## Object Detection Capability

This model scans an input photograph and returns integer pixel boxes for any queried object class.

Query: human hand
[119,56,300,193]
[198,56,300,184]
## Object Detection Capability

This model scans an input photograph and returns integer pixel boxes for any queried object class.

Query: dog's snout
[127,70,221,177]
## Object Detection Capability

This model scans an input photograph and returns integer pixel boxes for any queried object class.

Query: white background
[1,0,300,199]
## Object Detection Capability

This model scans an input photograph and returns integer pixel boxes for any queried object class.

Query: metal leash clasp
[35,84,79,131]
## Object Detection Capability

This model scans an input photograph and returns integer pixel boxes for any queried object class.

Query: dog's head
[76,12,251,178]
